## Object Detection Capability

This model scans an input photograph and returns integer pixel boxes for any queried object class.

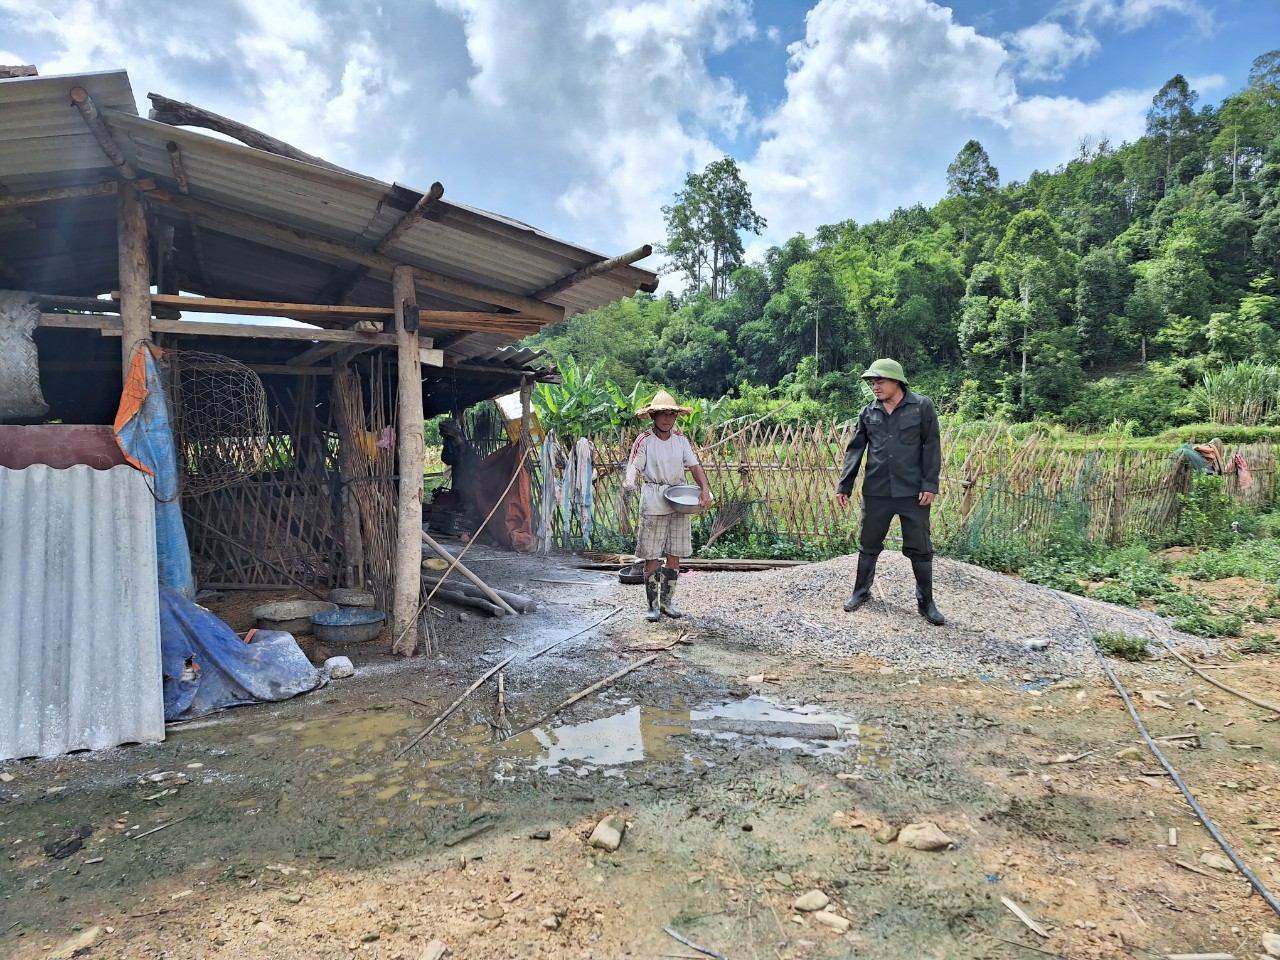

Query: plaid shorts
[636,512,692,560]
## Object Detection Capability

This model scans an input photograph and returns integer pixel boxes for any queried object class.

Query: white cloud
[1008,21,1100,80]
[1006,88,1151,164]
[746,0,1016,242]
[428,0,759,251]
[1064,0,1213,33]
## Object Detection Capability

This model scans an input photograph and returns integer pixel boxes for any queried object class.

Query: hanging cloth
[537,431,562,555]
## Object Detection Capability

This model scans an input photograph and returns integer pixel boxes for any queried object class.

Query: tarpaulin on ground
[160,586,324,722]
[114,344,196,598]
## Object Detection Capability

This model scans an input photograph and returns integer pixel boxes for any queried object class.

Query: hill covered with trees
[526,50,1280,435]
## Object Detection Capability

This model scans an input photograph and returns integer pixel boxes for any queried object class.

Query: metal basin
[664,484,713,515]
[253,600,337,635]
[310,608,386,644]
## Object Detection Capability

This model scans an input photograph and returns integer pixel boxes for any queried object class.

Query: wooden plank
[40,312,398,346]
[136,292,394,324]
[0,181,119,208]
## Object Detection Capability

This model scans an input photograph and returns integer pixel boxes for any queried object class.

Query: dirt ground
[2,545,1279,960]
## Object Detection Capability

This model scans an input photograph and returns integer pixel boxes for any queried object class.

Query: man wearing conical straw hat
[835,358,946,626]
[623,390,713,621]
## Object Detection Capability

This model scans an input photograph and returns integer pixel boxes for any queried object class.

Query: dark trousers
[859,495,933,562]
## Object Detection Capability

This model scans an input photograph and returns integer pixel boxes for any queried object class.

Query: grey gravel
[671,551,1217,679]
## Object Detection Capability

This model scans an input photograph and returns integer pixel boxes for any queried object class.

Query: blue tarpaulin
[160,587,324,722]
[114,344,196,598]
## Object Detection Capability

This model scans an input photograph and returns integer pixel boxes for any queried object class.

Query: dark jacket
[837,390,941,498]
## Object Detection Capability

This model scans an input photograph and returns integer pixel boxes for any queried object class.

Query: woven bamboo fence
[533,420,1277,557]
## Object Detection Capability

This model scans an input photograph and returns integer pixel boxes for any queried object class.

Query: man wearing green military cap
[834,358,946,626]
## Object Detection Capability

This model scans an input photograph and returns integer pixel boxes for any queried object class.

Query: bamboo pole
[391,265,426,656]
[421,530,518,616]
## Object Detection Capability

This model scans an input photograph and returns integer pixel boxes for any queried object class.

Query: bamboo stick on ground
[395,654,516,759]
[509,654,659,738]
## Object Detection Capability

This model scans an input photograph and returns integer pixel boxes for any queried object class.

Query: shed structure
[0,68,657,661]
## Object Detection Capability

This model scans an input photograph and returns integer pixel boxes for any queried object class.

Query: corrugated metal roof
[0,465,165,760]
[0,69,657,368]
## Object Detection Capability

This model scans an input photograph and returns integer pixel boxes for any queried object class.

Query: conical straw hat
[636,389,692,417]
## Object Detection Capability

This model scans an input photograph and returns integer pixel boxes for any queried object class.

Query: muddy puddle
[260,694,888,820]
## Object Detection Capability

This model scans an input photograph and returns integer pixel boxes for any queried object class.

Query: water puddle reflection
[274,696,887,809]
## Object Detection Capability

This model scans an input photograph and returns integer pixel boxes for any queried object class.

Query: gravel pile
[673,551,1215,679]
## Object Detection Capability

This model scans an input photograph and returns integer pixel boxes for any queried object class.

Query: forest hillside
[526,51,1280,436]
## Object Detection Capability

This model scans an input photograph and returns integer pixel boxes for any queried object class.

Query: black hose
[1046,587,1280,918]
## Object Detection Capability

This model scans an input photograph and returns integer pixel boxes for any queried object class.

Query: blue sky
[2,0,1276,275]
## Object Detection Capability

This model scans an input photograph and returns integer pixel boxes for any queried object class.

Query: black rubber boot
[912,560,946,626]
[843,553,878,612]
[659,566,684,618]
[644,570,662,622]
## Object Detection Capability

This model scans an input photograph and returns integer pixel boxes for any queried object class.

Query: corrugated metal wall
[0,465,165,760]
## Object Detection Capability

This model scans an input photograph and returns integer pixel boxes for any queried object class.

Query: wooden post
[117,182,151,381]
[519,375,532,448]
[391,265,425,656]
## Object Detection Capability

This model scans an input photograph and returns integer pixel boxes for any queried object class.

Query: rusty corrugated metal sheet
[0,464,165,761]
[0,69,657,346]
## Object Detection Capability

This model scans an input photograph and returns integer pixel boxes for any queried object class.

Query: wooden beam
[287,341,358,367]
[317,182,446,305]
[375,182,444,254]
[0,65,38,78]
[391,264,424,657]
[419,347,444,367]
[532,244,653,298]
[117,182,150,379]
[165,141,191,194]
[135,292,393,325]
[147,93,350,173]
[39,312,399,347]
[70,86,138,180]
[143,187,566,323]
[0,182,119,209]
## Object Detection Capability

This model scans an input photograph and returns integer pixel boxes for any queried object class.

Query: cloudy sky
[2,0,1276,272]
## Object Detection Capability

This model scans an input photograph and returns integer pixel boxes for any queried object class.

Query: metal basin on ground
[253,600,337,635]
[310,607,386,643]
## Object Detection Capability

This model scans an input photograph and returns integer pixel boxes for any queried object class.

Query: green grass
[1094,631,1151,661]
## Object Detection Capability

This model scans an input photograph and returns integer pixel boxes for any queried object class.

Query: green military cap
[861,358,907,383]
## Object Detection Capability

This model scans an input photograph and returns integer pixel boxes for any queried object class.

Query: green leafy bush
[1094,630,1151,661]
[1175,540,1280,583]
[1168,474,1238,548]
[1089,583,1139,606]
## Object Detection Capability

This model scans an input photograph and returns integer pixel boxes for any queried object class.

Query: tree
[660,157,766,299]
[946,140,1000,199]
[1145,74,1200,196]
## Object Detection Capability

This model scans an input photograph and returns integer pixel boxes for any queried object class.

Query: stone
[478,905,504,919]
[418,942,449,960]
[1114,747,1144,760]
[793,890,830,912]
[324,656,355,679]
[813,910,852,933]
[772,871,794,887]
[1200,852,1237,873]
[873,825,899,844]
[588,816,625,852]
[1261,931,1280,957]
[49,927,104,959]
[897,822,954,851]
[541,916,561,930]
